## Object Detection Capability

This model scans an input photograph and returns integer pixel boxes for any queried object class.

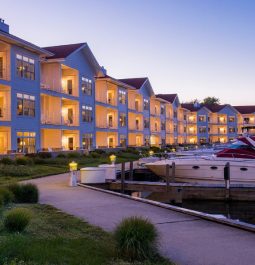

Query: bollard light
[149,150,154,156]
[110,154,116,165]
[69,161,78,171]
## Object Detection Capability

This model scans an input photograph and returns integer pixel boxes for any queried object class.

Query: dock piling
[224,162,230,200]
[129,161,133,181]
[166,164,170,192]
[121,162,125,194]
[171,162,176,183]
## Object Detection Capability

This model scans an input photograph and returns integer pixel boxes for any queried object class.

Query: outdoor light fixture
[149,150,154,156]
[69,161,78,171]
[109,154,116,165]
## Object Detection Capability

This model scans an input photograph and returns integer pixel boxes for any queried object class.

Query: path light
[149,150,154,156]
[110,154,116,165]
[69,161,78,187]
[69,161,78,171]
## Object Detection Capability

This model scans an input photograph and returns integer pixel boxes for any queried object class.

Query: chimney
[101,66,107,75]
[0,18,9,33]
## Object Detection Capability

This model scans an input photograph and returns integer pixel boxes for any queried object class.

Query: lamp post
[109,154,116,165]
[69,161,78,187]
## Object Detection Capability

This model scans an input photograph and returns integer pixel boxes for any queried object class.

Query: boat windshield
[230,142,255,151]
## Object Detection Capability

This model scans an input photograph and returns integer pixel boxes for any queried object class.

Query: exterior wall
[1,24,255,154]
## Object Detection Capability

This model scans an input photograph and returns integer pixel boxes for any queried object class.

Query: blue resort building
[0,19,255,154]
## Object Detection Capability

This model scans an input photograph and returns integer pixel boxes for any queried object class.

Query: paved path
[26,174,255,265]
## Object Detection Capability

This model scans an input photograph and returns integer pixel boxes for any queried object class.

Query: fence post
[129,161,133,181]
[121,162,125,194]
[224,162,230,200]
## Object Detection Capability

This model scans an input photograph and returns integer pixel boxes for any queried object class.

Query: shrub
[0,157,14,165]
[67,152,81,158]
[93,149,106,154]
[38,152,52,159]
[4,208,31,232]
[56,153,67,158]
[0,165,32,177]
[0,187,14,205]
[89,152,100,158]
[33,157,46,165]
[114,216,158,261]
[8,183,39,203]
[15,157,33,166]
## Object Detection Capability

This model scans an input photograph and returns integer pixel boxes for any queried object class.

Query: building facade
[0,20,255,154]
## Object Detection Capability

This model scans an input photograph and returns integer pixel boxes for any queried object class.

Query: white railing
[41,79,78,96]
[41,113,62,125]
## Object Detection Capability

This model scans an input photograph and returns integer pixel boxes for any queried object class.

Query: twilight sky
[2,0,255,105]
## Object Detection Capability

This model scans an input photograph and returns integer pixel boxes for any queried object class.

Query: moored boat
[145,136,255,184]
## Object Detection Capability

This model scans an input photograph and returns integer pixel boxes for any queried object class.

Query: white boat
[145,136,255,185]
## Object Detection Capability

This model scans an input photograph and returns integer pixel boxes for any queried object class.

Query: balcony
[96,105,118,129]
[41,63,78,97]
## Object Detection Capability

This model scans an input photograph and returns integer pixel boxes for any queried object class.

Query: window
[199,138,207,144]
[229,127,236,133]
[144,118,150,129]
[145,135,150,146]
[161,121,166,131]
[244,117,250,124]
[120,135,127,147]
[143,99,149,111]
[119,90,126,104]
[17,93,35,117]
[198,115,206,122]
[160,105,165,115]
[174,124,177,132]
[0,57,3,78]
[199,126,207,133]
[17,131,36,153]
[161,138,166,146]
[184,114,187,121]
[81,77,92,95]
[184,126,187,133]
[16,54,35,80]
[119,113,126,127]
[82,133,93,150]
[82,105,93,122]
[229,116,235,122]
[174,110,177,118]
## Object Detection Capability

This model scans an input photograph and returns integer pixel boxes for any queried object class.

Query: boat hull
[145,159,255,184]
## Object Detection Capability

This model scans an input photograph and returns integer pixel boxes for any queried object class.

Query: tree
[202,96,220,105]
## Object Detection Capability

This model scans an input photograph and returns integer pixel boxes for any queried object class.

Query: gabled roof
[181,103,201,112]
[233,106,255,114]
[156,94,177,103]
[203,104,233,113]
[43,43,85,59]
[118,78,148,90]
[0,29,52,56]
[96,75,136,90]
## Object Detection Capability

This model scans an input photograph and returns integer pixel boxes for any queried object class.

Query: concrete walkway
[26,174,255,265]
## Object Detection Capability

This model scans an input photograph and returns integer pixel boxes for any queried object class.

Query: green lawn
[0,152,140,186]
[0,204,173,265]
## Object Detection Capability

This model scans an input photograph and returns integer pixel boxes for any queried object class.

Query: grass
[0,152,140,186]
[0,204,173,265]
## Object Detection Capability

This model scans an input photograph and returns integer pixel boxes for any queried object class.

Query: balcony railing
[41,79,78,97]
[41,113,62,125]
[96,121,117,129]
[0,68,9,80]
[0,107,10,121]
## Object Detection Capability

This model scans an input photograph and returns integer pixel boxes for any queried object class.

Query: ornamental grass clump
[0,187,14,206]
[4,208,31,232]
[114,216,158,261]
[8,183,39,203]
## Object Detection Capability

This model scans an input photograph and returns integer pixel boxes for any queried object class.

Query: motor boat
[145,136,255,184]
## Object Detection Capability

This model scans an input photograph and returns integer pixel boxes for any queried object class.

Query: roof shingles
[118,78,147,90]
[43,43,85,59]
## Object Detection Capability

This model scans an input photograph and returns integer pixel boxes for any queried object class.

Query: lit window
[82,105,93,122]
[16,54,35,80]
[16,131,36,153]
[119,89,126,104]
[82,77,92,95]
[17,93,35,117]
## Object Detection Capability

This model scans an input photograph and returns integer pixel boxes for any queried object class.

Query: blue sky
[2,0,255,104]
